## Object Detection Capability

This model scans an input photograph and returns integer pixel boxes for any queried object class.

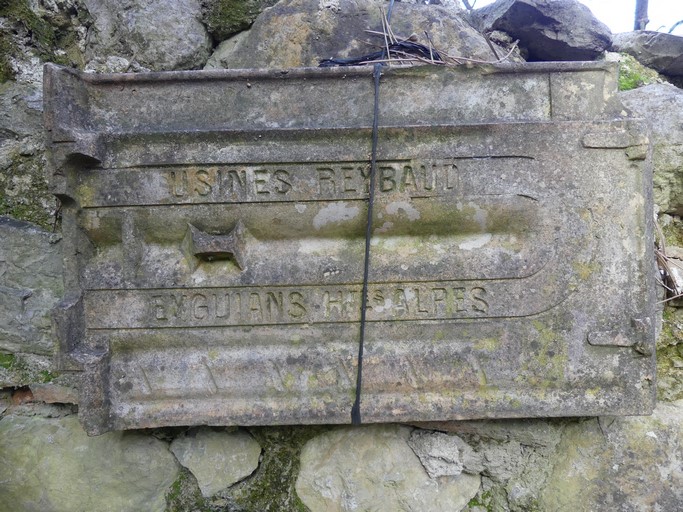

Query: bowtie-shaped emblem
[184,220,246,271]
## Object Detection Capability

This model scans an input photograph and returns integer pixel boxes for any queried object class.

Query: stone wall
[1,1,682,511]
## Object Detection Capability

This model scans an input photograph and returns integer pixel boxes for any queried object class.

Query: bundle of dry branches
[655,219,683,304]
[319,7,518,68]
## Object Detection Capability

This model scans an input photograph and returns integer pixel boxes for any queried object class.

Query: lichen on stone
[608,52,667,92]
[0,152,57,230]
[224,426,329,512]
[165,425,325,511]
[202,0,279,42]
[165,467,212,512]
[0,352,53,388]
[0,0,88,80]
[657,307,683,401]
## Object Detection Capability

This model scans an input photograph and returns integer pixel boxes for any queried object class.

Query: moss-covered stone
[657,308,683,401]
[540,404,683,510]
[0,0,87,82]
[0,352,53,387]
[0,353,16,370]
[0,151,56,230]
[164,425,326,511]
[170,428,261,497]
[203,0,279,42]
[165,467,212,512]
[0,414,181,512]
[0,36,13,83]
[661,215,683,248]
[466,489,494,511]
[226,426,332,511]
[1,0,62,65]
[615,53,665,91]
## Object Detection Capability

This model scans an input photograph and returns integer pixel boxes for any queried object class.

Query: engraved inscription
[165,160,457,201]
[150,289,307,324]
[87,283,491,329]
[320,286,488,321]
[147,285,487,326]
[77,157,485,207]
[316,160,457,196]
[167,167,293,199]
[46,63,657,431]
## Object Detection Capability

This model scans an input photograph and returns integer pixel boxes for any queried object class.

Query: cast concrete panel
[44,62,655,434]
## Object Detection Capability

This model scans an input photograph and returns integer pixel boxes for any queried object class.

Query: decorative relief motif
[45,63,655,434]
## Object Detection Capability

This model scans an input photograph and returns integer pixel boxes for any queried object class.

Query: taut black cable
[351,62,382,426]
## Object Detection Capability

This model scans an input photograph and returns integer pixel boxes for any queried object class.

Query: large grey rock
[0,414,180,512]
[83,0,212,71]
[612,31,683,78]
[205,0,514,69]
[295,425,481,511]
[0,78,56,229]
[0,79,43,138]
[407,429,474,478]
[620,84,683,215]
[170,427,262,497]
[417,418,566,510]
[202,0,280,42]
[0,217,62,357]
[472,0,612,61]
[539,401,683,510]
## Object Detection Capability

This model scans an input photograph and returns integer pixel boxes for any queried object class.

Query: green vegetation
[0,0,85,83]
[467,490,494,511]
[657,308,683,401]
[38,370,55,383]
[0,353,17,370]
[165,426,331,511]
[0,35,13,83]
[227,426,329,511]
[0,152,56,230]
[165,468,211,512]
[204,0,278,41]
[617,53,663,91]
[0,352,55,386]
[660,216,683,249]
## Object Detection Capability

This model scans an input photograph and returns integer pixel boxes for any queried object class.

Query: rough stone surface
[421,418,567,510]
[407,429,467,478]
[0,1,680,510]
[295,425,481,512]
[655,307,683,402]
[0,353,52,388]
[605,52,666,91]
[29,382,79,404]
[204,0,516,69]
[0,78,56,229]
[425,407,683,510]
[0,413,180,512]
[44,62,655,433]
[0,0,90,82]
[170,427,262,497]
[612,31,683,78]
[83,0,212,71]
[540,401,683,510]
[620,83,683,215]
[201,0,280,42]
[472,0,612,61]
[0,217,62,357]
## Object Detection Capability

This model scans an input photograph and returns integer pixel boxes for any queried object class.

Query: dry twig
[320,10,518,68]
[654,217,682,304]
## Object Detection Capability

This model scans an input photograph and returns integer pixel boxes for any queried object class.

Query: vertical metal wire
[351,62,383,426]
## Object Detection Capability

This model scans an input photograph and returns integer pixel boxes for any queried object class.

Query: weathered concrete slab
[44,62,655,434]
